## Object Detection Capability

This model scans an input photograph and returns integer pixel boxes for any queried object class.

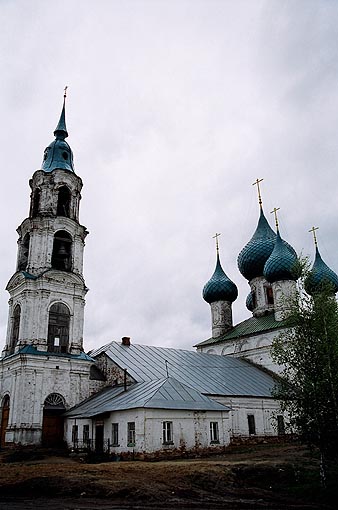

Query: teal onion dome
[41,97,75,173]
[203,254,238,304]
[263,231,300,283]
[237,208,276,281]
[305,247,338,295]
[246,291,254,311]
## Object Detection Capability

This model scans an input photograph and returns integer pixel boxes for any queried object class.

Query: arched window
[10,305,21,354]
[47,302,70,353]
[57,186,71,218]
[265,286,274,305]
[51,230,72,271]
[18,233,30,271]
[31,188,41,218]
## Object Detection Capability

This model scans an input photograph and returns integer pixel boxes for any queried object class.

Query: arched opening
[57,186,71,218]
[51,230,72,271]
[9,304,21,355]
[47,302,70,353]
[42,393,65,447]
[17,233,30,271]
[31,188,41,218]
[265,286,274,305]
[0,396,10,447]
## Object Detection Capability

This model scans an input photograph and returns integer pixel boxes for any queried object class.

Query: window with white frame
[162,421,173,444]
[127,422,135,446]
[210,421,219,443]
[112,423,119,446]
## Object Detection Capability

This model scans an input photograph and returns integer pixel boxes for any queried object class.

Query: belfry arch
[51,230,72,271]
[57,185,71,217]
[47,302,70,353]
[9,304,21,354]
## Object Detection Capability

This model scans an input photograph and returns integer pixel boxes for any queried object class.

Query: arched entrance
[0,396,10,448]
[42,393,65,447]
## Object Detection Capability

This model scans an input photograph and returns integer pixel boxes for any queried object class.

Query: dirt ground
[0,441,336,509]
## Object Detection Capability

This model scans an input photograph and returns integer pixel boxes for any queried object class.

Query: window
[10,305,21,354]
[162,421,173,444]
[18,233,30,271]
[277,415,285,436]
[112,423,119,446]
[47,303,70,353]
[247,414,256,435]
[127,422,135,446]
[266,286,274,305]
[210,422,219,443]
[57,186,71,217]
[83,424,90,445]
[31,188,41,217]
[72,425,78,444]
[51,230,72,271]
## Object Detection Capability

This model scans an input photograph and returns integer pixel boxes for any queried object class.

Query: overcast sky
[1,0,338,353]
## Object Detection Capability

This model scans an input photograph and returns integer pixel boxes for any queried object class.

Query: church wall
[198,328,286,374]
[64,408,231,454]
[212,396,283,437]
[0,354,92,445]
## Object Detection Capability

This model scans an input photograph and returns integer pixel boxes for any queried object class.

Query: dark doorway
[95,424,104,453]
[42,393,65,447]
[0,396,10,448]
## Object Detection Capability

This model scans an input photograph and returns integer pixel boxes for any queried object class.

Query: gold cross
[309,226,319,247]
[64,85,68,98]
[212,233,221,254]
[270,207,280,230]
[252,178,263,207]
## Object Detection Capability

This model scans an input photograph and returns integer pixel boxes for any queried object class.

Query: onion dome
[263,231,299,283]
[203,254,238,304]
[41,91,75,173]
[246,291,254,311]
[305,247,338,295]
[238,208,276,281]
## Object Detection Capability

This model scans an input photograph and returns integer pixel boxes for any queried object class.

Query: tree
[272,283,338,487]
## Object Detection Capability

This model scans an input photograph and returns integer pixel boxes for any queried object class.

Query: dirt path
[0,443,335,509]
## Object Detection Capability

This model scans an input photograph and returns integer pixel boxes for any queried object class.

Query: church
[1,96,337,455]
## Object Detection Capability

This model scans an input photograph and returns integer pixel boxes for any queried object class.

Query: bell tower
[0,92,93,446]
[2,91,88,357]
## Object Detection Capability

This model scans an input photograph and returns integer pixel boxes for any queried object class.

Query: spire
[54,86,68,140]
[41,88,75,173]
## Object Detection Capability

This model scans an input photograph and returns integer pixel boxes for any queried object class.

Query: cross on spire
[270,207,280,231]
[64,85,68,98]
[309,226,319,247]
[213,233,221,254]
[252,178,264,208]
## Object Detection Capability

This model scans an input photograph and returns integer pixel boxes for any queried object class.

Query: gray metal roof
[65,377,228,418]
[89,342,276,397]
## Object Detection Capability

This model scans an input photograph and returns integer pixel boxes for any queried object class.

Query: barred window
[210,422,219,443]
[112,423,119,446]
[162,421,173,444]
[127,422,135,446]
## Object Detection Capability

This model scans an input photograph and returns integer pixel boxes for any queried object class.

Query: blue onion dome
[263,231,300,283]
[305,247,338,295]
[203,254,238,304]
[41,96,75,173]
[246,291,254,311]
[237,208,276,281]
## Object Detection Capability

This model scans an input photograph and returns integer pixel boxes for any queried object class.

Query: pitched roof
[89,341,276,397]
[65,377,229,418]
[194,313,287,348]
